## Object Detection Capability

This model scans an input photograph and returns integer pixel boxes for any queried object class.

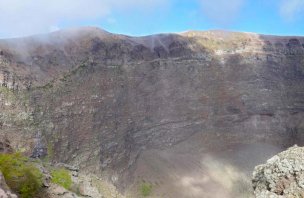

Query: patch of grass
[139,182,152,197]
[0,86,17,102]
[0,153,43,198]
[0,86,11,94]
[51,168,72,190]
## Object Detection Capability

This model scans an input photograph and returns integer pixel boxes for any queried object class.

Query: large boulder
[252,146,304,198]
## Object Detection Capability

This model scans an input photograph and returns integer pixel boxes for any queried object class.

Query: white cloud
[279,0,304,21]
[106,17,117,25]
[49,26,60,32]
[198,0,245,25]
[0,0,165,38]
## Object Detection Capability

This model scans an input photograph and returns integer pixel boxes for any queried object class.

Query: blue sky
[0,0,304,38]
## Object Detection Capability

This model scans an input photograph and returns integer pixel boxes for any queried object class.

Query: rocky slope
[0,138,123,198]
[0,27,303,197]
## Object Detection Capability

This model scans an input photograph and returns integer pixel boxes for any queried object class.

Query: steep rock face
[0,27,304,195]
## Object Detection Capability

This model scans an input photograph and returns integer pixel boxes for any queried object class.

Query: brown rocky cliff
[0,27,303,194]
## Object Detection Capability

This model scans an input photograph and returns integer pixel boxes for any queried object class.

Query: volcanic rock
[0,27,303,197]
[253,146,304,198]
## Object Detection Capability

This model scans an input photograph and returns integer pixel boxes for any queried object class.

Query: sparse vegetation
[139,182,152,197]
[51,168,72,189]
[0,86,17,101]
[0,153,43,198]
[36,81,54,90]
[42,142,54,163]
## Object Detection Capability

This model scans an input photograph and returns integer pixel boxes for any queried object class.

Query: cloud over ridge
[198,0,245,25]
[0,0,164,38]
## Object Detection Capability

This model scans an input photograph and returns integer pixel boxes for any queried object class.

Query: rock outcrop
[253,146,304,198]
[41,183,81,198]
[0,171,17,198]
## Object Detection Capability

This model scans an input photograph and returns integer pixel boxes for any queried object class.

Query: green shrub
[140,182,152,197]
[0,153,43,198]
[51,168,72,189]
